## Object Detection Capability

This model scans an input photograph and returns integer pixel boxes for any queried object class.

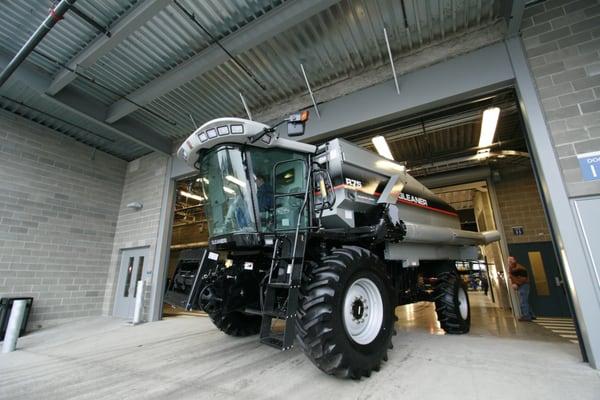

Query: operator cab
[178,114,317,250]
[199,145,309,247]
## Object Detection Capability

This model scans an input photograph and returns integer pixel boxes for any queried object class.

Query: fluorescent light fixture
[225,175,246,187]
[223,186,236,195]
[372,135,394,160]
[478,107,500,149]
[476,148,491,159]
[180,190,204,201]
[375,159,405,173]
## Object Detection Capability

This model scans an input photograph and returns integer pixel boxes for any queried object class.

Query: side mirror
[287,110,309,137]
[313,170,335,211]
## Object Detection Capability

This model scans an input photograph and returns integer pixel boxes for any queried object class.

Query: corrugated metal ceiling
[349,89,528,174]
[0,0,139,77]
[126,0,505,139]
[0,80,149,159]
[0,0,506,160]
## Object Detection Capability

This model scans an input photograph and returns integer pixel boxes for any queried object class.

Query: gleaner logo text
[399,193,428,206]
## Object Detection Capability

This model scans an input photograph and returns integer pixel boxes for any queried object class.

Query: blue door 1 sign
[577,151,600,181]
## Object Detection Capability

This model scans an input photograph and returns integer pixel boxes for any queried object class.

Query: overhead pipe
[0,0,77,88]
[69,5,111,38]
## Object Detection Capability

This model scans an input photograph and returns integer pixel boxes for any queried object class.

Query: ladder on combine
[259,231,307,350]
[260,160,310,350]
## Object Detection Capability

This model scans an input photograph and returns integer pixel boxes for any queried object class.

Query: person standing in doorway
[508,256,535,321]
[481,275,489,296]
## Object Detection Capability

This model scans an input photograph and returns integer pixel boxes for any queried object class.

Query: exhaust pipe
[0,0,76,88]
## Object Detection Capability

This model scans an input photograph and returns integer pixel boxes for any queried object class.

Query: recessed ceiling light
[180,190,203,201]
[372,135,394,160]
[478,107,500,149]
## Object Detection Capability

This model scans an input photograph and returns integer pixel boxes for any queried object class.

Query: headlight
[179,148,189,160]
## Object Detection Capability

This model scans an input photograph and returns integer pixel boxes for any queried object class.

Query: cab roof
[177,117,316,167]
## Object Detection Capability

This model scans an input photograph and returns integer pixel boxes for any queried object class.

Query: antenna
[300,64,320,118]
[239,92,252,120]
[384,28,400,95]
[189,113,198,129]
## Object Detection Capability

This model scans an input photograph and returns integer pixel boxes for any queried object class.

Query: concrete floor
[1,293,599,399]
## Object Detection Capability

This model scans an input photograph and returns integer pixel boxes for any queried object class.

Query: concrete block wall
[102,152,169,320]
[0,110,127,328]
[521,0,600,197]
[494,166,551,244]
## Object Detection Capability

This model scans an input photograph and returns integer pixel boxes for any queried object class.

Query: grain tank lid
[176,117,317,166]
[331,138,455,212]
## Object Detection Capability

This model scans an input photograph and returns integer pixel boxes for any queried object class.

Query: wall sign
[512,226,524,236]
[577,151,600,181]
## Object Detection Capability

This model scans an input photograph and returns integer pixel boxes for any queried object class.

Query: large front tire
[296,246,396,379]
[198,285,261,337]
[433,270,470,334]
[208,309,261,337]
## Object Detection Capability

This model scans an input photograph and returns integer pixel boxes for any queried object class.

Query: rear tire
[433,270,470,334]
[296,246,396,379]
[208,309,261,337]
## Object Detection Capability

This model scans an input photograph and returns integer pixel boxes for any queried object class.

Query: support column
[148,156,176,321]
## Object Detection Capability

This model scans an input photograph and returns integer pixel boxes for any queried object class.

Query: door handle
[554,276,563,287]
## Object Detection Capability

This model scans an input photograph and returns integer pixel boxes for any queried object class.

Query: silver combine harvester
[177,112,500,379]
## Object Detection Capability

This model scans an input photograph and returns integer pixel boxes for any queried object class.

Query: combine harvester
[177,112,499,379]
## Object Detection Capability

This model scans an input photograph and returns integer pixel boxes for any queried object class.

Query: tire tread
[296,247,395,379]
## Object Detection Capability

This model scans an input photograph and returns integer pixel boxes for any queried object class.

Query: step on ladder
[259,231,307,350]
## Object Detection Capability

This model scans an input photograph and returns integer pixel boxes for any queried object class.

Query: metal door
[507,242,571,317]
[113,247,148,319]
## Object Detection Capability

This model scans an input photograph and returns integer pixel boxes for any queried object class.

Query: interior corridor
[395,291,578,344]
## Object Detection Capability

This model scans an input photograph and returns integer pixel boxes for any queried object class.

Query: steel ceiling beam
[46,0,172,95]
[0,51,172,155]
[105,0,341,123]
[506,0,526,37]
[291,43,515,143]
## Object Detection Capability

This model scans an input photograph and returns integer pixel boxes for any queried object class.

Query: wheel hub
[351,296,368,322]
[343,277,384,345]
[458,286,469,320]
[198,285,220,313]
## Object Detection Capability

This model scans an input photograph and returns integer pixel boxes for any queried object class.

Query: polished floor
[1,292,598,400]
[397,291,575,342]
[533,317,579,344]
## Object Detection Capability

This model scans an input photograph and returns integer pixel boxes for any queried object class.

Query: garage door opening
[162,176,207,318]
[342,88,582,355]
[432,180,509,310]
[156,87,583,361]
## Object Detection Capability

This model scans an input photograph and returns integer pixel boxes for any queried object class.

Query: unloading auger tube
[402,222,500,246]
[176,116,501,380]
